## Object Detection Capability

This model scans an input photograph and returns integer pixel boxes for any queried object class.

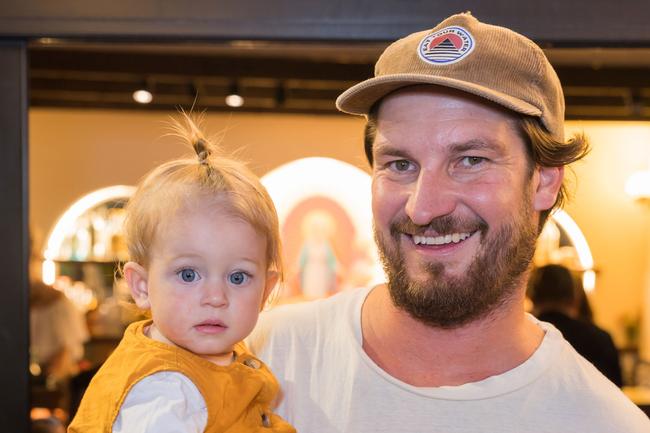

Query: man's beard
[374,200,538,329]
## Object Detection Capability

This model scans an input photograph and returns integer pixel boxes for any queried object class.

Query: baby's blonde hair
[123,114,283,280]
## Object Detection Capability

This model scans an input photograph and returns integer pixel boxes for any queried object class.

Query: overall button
[244,358,261,369]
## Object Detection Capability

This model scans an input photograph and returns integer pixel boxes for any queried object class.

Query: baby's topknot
[193,137,211,166]
[166,111,221,175]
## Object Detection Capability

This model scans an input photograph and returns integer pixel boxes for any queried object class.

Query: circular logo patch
[418,26,475,65]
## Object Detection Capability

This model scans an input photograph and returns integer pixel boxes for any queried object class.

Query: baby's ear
[123,262,151,310]
[261,271,280,306]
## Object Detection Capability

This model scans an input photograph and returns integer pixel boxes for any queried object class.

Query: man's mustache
[389,214,488,237]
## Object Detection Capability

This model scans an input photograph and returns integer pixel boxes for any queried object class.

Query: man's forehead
[374,86,523,133]
[375,90,521,136]
[374,117,520,150]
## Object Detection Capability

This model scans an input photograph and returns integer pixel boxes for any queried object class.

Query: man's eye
[461,156,486,167]
[390,160,413,172]
[228,271,249,285]
[178,268,199,283]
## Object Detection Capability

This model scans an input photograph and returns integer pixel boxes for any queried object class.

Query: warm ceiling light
[225,81,244,107]
[132,89,153,104]
[225,94,244,107]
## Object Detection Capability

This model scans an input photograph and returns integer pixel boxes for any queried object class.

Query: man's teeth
[412,232,472,245]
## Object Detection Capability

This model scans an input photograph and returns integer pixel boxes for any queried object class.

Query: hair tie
[193,138,211,166]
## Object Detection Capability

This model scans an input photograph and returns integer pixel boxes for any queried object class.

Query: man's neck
[361,284,544,387]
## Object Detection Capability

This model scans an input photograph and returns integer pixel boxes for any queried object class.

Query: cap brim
[336,74,542,118]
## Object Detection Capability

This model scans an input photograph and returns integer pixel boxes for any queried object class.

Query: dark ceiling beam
[3,0,650,45]
[29,48,650,108]
[29,49,373,81]
[557,67,650,87]
[30,51,650,90]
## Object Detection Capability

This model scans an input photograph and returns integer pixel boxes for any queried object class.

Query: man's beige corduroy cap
[336,12,565,141]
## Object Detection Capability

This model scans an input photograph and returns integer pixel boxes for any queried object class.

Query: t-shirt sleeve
[112,371,207,433]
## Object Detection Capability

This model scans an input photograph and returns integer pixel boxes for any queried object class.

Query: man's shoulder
[539,330,649,430]
[567,379,650,430]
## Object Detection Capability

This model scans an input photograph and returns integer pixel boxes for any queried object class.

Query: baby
[68,115,295,433]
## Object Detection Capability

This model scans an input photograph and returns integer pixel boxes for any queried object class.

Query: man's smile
[411,231,474,246]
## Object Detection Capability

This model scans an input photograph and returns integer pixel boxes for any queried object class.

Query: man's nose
[404,169,457,226]
[201,281,228,307]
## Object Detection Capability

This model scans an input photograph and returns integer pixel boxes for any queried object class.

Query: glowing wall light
[43,185,136,266]
[42,259,56,286]
[551,209,596,291]
[625,170,650,202]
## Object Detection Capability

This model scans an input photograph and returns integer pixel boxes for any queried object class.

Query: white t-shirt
[248,286,650,433]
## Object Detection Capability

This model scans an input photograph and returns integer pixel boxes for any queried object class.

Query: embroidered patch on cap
[418,26,475,65]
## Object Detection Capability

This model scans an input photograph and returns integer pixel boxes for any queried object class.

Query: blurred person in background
[529,264,623,386]
[29,236,89,419]
[31,416,66,433]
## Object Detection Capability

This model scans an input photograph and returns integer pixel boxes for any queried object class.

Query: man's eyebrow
[372,142,414,159]
[449,139,505,153]
[375,139,505,157]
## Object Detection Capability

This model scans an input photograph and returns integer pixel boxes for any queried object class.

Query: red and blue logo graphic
[418,26,475,65]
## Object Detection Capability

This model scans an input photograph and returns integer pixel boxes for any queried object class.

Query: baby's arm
[112,371,207,433]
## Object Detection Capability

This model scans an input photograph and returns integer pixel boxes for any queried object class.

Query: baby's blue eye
[228,271,249,285]
[178,268,198,283]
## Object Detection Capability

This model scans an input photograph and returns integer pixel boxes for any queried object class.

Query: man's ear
[533,165,564,212]
[123,262,151,310]
[261,271,280,308]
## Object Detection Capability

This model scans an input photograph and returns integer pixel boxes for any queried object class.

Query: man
[248,12,650,432]
[529,264,623,386]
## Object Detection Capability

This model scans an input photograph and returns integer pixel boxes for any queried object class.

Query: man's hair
[123,113,283,280]
[363,106,590,228]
